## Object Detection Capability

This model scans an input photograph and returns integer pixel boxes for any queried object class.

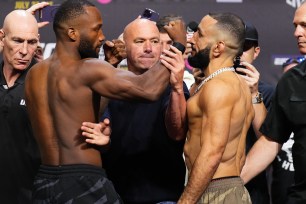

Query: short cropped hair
[209,12,245,57]
[156,14,183,33]
[53,0,95,36]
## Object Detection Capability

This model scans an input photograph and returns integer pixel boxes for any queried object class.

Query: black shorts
[32,164,122,204]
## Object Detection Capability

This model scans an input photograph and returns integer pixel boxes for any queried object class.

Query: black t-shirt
[271,134,295,204]
[0,62,40,203]
[261,60,306,203]
[102,84,189,204]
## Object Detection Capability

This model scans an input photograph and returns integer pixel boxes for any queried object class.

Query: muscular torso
[25,56,102,166]
[184,72,254,179]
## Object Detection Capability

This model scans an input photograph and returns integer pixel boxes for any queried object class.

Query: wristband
[252,92,263,104]
[172,42,186,54]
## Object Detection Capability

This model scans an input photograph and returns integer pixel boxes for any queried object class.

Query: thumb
[104,40,114,48]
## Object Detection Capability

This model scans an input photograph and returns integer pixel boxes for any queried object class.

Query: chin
[299,48,306,55]
[15,64,30,71]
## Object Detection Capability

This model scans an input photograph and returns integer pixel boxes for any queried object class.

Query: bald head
[123,19,159,42]
[1,10,39,71]
[3,10,38,36]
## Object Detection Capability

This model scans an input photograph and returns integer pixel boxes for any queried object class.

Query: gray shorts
[197,177,252,204]
[32,164,122,204]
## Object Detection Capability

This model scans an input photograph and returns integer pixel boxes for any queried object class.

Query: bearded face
[188,45,211,71]
[78,35,99,59]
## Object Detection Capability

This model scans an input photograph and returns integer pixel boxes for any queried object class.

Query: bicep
[84,62,145,101]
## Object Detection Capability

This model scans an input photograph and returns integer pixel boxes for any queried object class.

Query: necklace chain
[193,67,235,95]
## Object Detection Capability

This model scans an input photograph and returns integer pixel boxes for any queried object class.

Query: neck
[2,64,21,87]
[55,41,82,61]
[204,57,234,76]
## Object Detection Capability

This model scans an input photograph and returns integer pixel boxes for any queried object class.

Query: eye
[13,39,24,44]
[135,40,144,44]
[301,23,306,28]
[151,39,160,44]
[28,40,38,45]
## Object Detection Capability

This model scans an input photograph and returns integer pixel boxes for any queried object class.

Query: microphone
[186,21,198,40]
[187,21,198,33]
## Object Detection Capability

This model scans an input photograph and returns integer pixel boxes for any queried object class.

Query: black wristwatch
[252,92,263,104]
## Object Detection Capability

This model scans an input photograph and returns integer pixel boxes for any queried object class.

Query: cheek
[5,46,19,58]
[153,46,162,55]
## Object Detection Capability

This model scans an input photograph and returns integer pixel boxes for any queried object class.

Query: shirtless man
[24,0,186,203]
[178,13,254,203]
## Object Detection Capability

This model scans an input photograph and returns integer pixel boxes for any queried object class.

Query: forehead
[160,32,171,41]
[6,23,38,39]
[78,6,102,26]
[198,15,217,33]
[127,21,159,40]
[294,4,306,24]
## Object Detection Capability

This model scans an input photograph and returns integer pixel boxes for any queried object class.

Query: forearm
[252,102,267,138]
[178,153,221,203]
[241,135,281,184]
[141,61,170,100]
[165,89,187,141]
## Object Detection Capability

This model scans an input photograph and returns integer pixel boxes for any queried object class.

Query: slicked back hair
[209,12,245,57]
[53,0,95,37]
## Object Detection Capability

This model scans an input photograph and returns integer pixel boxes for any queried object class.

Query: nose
[19,41,28,55]
[99,29,105,42]
[189,31,198,45]
[294,25,304,38]
[144,41,152,53]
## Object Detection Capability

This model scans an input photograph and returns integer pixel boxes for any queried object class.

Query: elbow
[143,89,164,102]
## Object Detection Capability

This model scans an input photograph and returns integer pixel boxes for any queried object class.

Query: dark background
[1,0,303,86]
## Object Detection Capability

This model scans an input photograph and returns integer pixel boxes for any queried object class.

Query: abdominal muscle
[184,128,243,179]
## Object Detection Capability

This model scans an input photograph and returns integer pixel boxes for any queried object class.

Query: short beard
[188,46,211,71]
[79,37,98,59]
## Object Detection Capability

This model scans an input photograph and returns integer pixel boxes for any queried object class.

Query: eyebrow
[197,27,204,35]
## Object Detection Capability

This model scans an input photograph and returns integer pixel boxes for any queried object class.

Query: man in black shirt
[0,3,48,203]
[241,2,306,203]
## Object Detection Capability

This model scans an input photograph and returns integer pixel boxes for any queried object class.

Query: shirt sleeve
[260,82,293,145]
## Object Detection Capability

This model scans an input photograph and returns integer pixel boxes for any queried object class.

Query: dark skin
[25,5,186,166]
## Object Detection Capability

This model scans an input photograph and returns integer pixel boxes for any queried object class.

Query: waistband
[207,176,244,189]
[37,164,106,178]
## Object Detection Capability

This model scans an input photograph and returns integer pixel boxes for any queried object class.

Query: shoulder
[279,60,306,84]
[200,78,236,108]
[78,58,116,79]
[81,58,114,70]
[27,59,49,76]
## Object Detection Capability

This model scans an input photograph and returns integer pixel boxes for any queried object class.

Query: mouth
[140,54,155,58]
[17,59,29,65]
[298,40,306,45]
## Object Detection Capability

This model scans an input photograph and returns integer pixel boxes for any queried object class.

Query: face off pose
[179,13,254,204]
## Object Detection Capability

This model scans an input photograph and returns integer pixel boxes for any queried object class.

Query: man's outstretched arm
[241,135,281,184]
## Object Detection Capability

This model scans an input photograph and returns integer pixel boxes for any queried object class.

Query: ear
[0,29,4,47]
[253,46,260,60]
[212,41,225,57]
[67,27,77,41]
[0,29,5,40]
